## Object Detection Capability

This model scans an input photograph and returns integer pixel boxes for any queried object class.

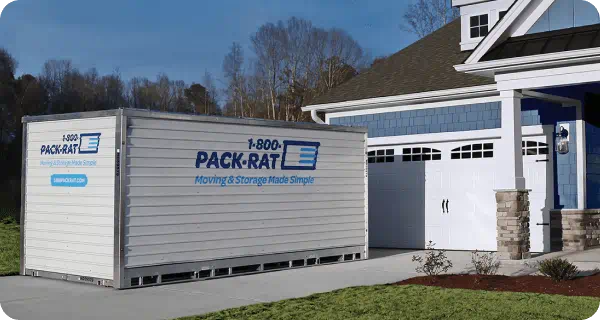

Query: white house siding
[24,117,116,280]
[124,117,367,268]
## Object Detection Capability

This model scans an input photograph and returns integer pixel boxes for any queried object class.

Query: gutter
[310,110,325,124]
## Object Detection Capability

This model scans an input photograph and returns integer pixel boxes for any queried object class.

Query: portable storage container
[20,109,368,289]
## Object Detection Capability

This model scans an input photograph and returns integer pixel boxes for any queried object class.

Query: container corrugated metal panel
[24,117,116,279]
[124,117,367,268]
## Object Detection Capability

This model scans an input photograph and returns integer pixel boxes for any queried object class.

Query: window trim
[470,14,490,39]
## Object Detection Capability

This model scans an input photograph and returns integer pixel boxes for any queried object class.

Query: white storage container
[20,109,368,289]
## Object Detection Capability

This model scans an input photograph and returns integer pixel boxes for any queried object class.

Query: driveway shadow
[369,248,419,260]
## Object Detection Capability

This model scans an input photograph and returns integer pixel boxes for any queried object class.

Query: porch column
[576,105,587,209]
[495,90,531,260]
[498,90,526,189]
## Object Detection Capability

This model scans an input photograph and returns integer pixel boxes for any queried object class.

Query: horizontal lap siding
[124,118,366,267]
[25,117,116,279]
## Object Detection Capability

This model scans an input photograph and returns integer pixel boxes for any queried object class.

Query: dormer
[453,0,515,51]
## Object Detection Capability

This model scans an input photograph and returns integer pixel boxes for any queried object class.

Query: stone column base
[495,189,531,260]
[551,209,600,251]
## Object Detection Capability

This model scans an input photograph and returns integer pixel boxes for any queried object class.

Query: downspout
[311,110,325,124]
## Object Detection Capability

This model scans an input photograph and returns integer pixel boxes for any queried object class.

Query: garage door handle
[536,159,549,162]
[536,223,550,226]
[446,200,449,213]
[442,200,446,213]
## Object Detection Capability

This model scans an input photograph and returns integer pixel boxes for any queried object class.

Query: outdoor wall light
[556,124,569,155]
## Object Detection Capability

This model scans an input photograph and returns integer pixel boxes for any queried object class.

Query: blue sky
[0,0,418,88]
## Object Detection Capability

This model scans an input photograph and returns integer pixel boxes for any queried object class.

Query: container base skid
[122,246,365,289]
[24,269,114,287]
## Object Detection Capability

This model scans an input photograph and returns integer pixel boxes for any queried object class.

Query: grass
[176,285,600,320]
[0,217,20,276]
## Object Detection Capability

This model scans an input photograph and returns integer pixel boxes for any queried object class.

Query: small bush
[537,258,579,281]
[412,241,453,276]
[0,216,17,225]
[471,250,501,275]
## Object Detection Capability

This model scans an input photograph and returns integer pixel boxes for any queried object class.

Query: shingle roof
[481,23,600,62]
[310,19,494,106]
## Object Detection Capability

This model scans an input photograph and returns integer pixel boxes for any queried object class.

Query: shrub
[412,241,453,276]
[537,258,579,281]
[0,216,17,225]
[471,250,501,275]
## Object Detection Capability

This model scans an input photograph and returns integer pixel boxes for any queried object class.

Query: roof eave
[302,84,499,113]
[455,47,600,77]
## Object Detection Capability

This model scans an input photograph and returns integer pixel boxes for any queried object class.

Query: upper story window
[470,14,489,38]
[368,149,394,164]
[499,10,508,20]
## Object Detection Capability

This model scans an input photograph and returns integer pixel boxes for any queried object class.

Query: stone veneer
[496,190,531,260]
[551,209,600,251]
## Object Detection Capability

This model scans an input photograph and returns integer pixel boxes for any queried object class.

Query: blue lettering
[196,152,209,168]
[61,145,68,154]
[258,154,271,169]
[270,154,280,169]
[247,153,259,169]
[40,145,46,155]
[231,152,243,169]
[207,152,220,168]
[220,152,232,169]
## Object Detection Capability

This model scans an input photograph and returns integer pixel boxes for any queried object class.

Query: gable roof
[309,19,494,106]
[481,23,600,61]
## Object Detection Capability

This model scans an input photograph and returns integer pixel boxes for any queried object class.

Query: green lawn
[177,285,600,320]
[0,220,20,276]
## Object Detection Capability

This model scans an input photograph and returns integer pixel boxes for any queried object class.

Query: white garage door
[369,129,554,252]
[368,139,499,251]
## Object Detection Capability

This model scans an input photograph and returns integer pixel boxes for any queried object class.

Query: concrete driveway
[0,249,452,320]
[2,248,599,320]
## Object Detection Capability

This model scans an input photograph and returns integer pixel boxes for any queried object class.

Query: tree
[251,22,287,120]
[223,42,246,117]
[201,71,220,115]
[401,0,459,38]
[0,48,17,144]
[15,74,47,117]
[185,83,208,114]
[221,17,369,122]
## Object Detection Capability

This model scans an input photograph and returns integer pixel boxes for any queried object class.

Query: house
[302,0,600,259]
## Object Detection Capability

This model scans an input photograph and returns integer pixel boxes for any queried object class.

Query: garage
[368,126,554,252]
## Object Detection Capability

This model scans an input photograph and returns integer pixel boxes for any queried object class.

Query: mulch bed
[395,274,600,297]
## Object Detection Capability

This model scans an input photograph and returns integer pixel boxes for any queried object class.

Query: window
[470,14,489,38]
[402,147,442,162]
[522,141,550,156]
[499,10,508,20]
[368,149,394,163]
[451,143,493,159]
